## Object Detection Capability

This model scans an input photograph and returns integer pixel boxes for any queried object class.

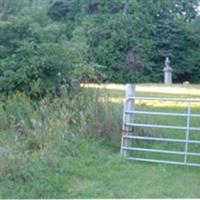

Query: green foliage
[183,16,200,82]
[1,0,200,98]
[48,0,68,21]
[0,93,33,133]
[0,1,104,98]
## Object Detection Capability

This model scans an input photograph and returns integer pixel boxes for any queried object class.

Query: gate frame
[121,84,200,167]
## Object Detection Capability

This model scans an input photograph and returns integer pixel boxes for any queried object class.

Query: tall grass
[0,86,123,198]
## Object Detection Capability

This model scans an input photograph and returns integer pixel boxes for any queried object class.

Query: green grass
[1,84,200,198]
[1,135,200,198]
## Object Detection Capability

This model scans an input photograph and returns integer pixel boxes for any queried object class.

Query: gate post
[121,84,135,156]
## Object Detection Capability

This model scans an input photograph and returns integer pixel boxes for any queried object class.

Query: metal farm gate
[120,84,200,167]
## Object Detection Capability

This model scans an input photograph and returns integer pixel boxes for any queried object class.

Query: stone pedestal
[163,57,173,84]
[163,66,173,84]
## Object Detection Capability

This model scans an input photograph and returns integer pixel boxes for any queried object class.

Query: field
[1,84,200,198]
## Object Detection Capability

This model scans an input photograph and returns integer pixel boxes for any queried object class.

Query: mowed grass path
[66,163,200,198]
[1,84,200,198]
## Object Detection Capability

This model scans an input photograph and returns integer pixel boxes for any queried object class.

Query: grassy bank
[1,84,200,198]
[2,134,200,198]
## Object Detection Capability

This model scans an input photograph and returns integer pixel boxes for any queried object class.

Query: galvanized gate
[121,84,200,167]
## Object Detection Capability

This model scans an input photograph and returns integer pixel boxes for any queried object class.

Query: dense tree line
[0,0,200,97]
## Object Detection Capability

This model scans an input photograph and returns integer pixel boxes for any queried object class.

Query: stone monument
[163,57,173,84]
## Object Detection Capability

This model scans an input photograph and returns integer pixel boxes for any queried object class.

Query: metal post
[121,84,135,156]
[184,102,191,163]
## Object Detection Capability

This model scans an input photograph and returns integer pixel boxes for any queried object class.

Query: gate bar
[126,110,200,118]
[122,146,200,156]
[125,122,200,131]
[123,135,200,144]
[128,157,200,167]
[126,96,200,102]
